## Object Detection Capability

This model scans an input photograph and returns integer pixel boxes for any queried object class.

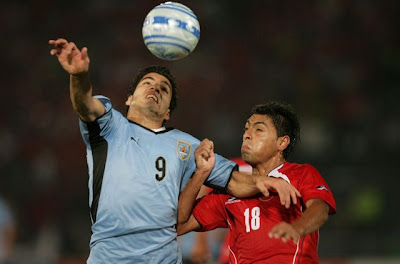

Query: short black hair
[127,65,178,113]
[251,102,301,159]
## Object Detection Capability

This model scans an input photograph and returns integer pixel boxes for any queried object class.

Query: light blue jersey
[79,96,236,264]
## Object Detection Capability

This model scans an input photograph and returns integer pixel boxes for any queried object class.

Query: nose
[149,81,162,93]
[243,129,251,141]
[150,85,161,94]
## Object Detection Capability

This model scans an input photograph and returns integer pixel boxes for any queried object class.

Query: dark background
[0,0,399,262]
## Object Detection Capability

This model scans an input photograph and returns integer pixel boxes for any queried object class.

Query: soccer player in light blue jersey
[49,38,300,264]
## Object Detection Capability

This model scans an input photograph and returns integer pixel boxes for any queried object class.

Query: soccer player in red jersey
[178,102,337,264]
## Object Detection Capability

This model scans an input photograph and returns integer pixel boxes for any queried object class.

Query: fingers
[49,38,68,48]
[285,185,301,208]
[256,181,270,197]
[282,195,290,209]
[49,38,83,59]
[281,186,297,209]
[200,138,214,151]
[269,223,300,244]
[291,186,301,205]
[81,47,90,62]
[55,41,76,63]
[265,178,302,208]
[267,179,291,208]
[261,188,270,197]
[65,42,75,55]
[49,38,68,56]
[195,139,214,160]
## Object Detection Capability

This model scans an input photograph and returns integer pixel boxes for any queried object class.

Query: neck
[252,155,286,176]
[127,108,164,130]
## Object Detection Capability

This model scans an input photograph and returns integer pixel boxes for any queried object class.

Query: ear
[125,95,133,106]
[277,135,290,151]
[163,109,171,121]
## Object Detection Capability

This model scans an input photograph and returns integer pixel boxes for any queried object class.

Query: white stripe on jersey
[268,163,291,183]
[292,237,300,264]
[228,245,238,264]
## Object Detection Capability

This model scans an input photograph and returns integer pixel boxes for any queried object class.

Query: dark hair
[251,102,301,159]
[127,65,178,113]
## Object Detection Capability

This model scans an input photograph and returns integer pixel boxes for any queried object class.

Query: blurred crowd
[0,0,399,263]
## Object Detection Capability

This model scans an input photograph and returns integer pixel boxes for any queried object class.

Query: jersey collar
[128,120,174,134]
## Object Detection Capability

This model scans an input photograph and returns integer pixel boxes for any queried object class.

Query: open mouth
[146,94,158,103]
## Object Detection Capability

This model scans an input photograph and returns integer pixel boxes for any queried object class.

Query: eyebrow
[245,120,268,127]
[141,76,172,90]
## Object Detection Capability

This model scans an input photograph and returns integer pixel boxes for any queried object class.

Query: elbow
[176,215,188,236]
[176,216,199,236]
[320,202,330,225]
[176,224,189,236]
[176,225,184,236]
[316,207,330,230]
[320,212,329,226]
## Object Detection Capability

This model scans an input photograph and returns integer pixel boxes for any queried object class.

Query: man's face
[241,114,280,166]
[126,72,172,121]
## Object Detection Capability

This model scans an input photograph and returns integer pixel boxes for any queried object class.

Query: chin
[241,154,255,166]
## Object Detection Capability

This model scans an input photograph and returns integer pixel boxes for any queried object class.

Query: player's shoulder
[93,95,127,121]
[165,128,200,144]
[282,162,321,176]
[94,95,112,110]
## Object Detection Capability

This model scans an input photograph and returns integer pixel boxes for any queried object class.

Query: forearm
[227,171,258,197]
[292,199,329,236]
[177,170,209,225]
[70,73,104,121]
[176,170,206,235]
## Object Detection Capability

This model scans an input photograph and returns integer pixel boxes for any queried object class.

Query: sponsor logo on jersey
[316,185,328,191]
[177,140,192,160]
[225,197,241,205]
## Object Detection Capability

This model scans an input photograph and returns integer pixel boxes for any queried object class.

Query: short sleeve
[192,191,230,231]
[78,96,123,147]
[299,164,337,214]
[205,154,237,190]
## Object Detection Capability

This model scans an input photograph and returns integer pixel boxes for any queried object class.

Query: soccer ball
[142,2,200,61]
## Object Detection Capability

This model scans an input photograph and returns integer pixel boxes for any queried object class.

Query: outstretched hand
[254,176,301,208]
[49,38,90,75]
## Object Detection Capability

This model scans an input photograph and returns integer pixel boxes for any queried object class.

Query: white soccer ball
[142,2,200,61]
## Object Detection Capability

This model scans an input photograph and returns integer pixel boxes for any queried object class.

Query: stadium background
[0,0,399,263]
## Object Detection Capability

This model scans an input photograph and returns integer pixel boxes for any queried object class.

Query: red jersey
[193,162,336,264]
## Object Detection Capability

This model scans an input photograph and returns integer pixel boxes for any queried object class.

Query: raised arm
[49,38,105,121]
[227,171,301,208]
[268,198,330,243]
[177,139,215,235]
